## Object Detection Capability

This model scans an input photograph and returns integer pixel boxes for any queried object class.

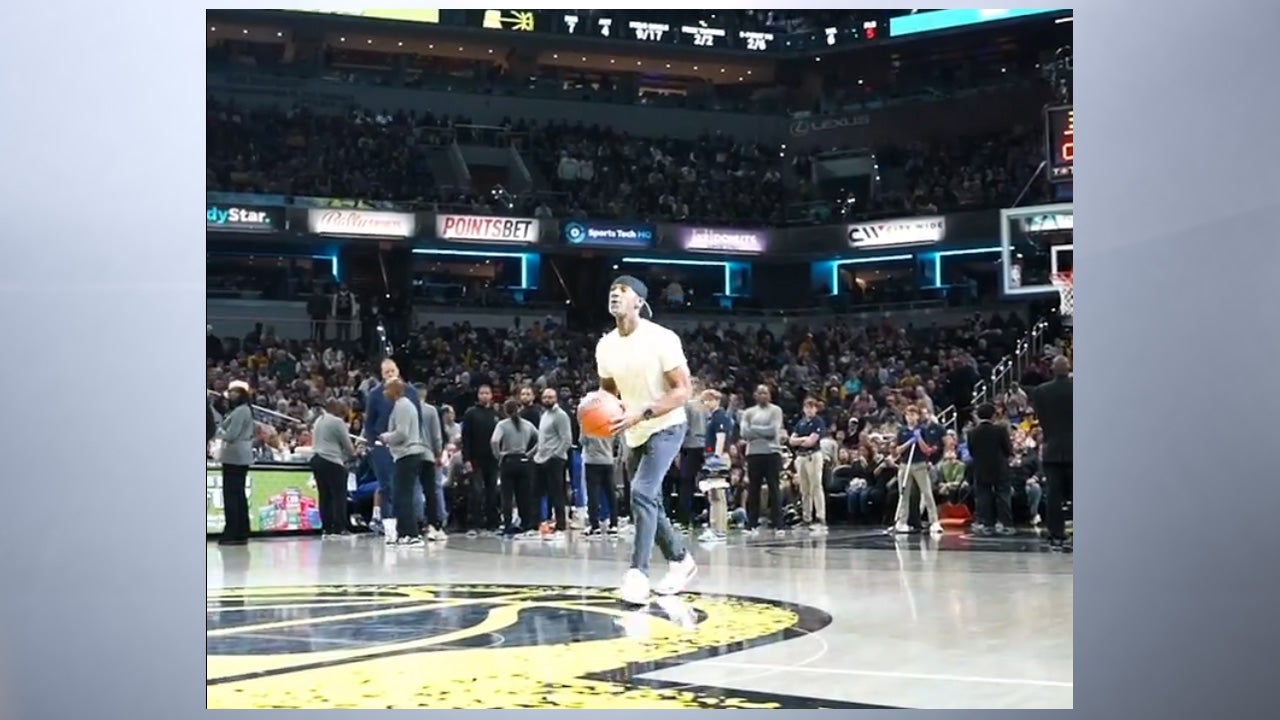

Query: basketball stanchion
[1051,271,1074,319]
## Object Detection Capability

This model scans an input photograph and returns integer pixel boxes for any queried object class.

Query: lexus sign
[307,209,415,238]
[435,214,540,243]
[847,216,946,248]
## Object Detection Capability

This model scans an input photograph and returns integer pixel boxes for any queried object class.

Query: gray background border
[0,1,1273,716]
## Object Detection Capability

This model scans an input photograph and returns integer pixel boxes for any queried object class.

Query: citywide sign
[847,216,946,248]
[436,214,541,243]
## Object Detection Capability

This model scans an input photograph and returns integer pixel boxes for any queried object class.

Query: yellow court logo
[206,583,871,709]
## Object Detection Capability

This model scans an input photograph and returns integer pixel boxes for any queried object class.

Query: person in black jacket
[460,384,500,534]
[967,403,1015,535]
[1030,356,1073,552]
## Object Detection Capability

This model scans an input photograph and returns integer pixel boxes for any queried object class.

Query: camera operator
[967,403,1015,535]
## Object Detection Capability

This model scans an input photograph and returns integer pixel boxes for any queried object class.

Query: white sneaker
[653,554,698,596]
[618,569,651,605]
[891,522,911,534]
[383,518,399,544]
[1031,514,1042,526]
[929,522,945,535]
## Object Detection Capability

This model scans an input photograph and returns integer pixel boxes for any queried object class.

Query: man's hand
[609,404,647,435]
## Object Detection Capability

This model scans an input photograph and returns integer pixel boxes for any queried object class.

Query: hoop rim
[1050,271,1073,286]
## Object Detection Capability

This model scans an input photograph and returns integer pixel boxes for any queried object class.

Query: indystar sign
[206,205,281,232]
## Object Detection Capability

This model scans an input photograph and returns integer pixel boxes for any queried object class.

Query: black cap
[611,275,648,300]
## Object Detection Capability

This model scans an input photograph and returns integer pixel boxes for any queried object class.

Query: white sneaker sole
[654,565,698,597]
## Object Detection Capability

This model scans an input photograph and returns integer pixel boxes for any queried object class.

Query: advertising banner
[307,209,415,238]
[847,216,946,248]
[206,204,284,233]
[436,214,540,243]
[675,226,769,255]
[562,221,654,248]
[206,464,322,535]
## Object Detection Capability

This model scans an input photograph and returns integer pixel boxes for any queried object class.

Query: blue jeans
[569,450,585,507]
[626,424,689,574]
[1026,480,1043,519]
[369,445,395,517]
[435,468,449,527]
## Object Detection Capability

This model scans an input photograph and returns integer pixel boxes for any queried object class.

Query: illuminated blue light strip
[830,254,914,295]
[890,9,1065,37]
[619,257,732,297]
[931,246,1002,288]
[411,248,531,289]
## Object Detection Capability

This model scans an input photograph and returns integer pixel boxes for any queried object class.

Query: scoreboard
[1045,105,1074,183]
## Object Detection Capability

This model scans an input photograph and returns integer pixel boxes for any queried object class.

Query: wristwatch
[642,407,655,421]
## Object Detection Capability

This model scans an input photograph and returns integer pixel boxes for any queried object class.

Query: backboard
[1001,202,1073,296]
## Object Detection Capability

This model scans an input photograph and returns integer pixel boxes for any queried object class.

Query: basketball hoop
[1051,272,1074,317]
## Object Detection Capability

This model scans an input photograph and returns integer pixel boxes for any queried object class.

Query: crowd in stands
[206,94,1054,226]
[208,308,1064,527]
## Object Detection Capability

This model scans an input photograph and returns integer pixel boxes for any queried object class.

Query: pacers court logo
[206,583,868,709]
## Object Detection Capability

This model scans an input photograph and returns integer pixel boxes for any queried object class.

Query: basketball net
[1051,272,1074,317]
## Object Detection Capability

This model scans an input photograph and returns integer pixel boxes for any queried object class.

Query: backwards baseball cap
[610,275,653,318]
[610,275,648,300]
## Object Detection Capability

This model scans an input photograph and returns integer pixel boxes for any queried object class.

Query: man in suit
[966,403,1015,535]
[1030,355,1073,552]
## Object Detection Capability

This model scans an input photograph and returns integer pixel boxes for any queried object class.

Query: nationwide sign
[436,214,540,243]
[206,205,282,233]
[847,216,946,248]
[562,221,654,248]
[677,227,768,255]
[307,209,415,238]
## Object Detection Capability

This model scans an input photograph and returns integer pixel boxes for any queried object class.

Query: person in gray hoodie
[740,384,785,534]
[214,380,257,546]
[378,379,428,546]
[413,383,446,540]
[581,432,620,536]
[533,388,574,535]
[310,398,359,537]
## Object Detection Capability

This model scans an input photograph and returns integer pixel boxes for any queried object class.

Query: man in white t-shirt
[595,275,697,605]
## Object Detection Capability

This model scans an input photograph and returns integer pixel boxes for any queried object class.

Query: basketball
[578,391,623,438]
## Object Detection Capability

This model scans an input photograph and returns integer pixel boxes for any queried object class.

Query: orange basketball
[578,391,623,439]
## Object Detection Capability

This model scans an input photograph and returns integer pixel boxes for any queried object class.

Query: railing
[453,124,528,150]
[972,319,1050,408]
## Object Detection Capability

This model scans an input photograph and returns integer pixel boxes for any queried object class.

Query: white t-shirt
[595,318,689,448]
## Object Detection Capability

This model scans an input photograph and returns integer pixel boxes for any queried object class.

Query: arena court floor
[206,528,1073,710]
